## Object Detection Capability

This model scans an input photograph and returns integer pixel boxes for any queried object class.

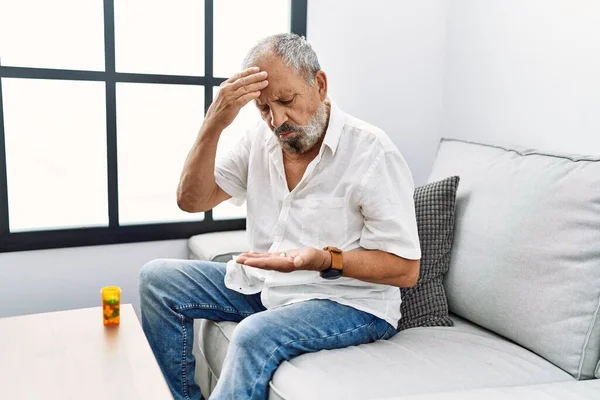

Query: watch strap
[323,246,343,272]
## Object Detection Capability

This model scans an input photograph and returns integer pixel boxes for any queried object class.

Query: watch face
[320,268,342,280]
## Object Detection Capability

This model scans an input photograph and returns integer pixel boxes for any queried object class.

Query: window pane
[214,0,290,78]
[116,82,204,225]
[114,0,205,76]
[212,200,246,220]
[0,0,105,71]
[212,86,263,220]
[2,78,108,232]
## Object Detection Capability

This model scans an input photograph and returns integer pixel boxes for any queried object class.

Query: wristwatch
[320,246,343,280]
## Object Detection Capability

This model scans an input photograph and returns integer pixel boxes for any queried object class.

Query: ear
[315,70,328,102]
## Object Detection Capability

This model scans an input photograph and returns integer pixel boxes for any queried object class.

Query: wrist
[320,247,343,280]
[320,249,332,271]
[201,118,225,137]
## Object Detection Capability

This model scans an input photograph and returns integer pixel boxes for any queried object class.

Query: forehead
[256,56,308,102]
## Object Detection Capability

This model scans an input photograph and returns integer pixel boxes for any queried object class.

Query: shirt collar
[264,98,346,156]
[322,99,344,156]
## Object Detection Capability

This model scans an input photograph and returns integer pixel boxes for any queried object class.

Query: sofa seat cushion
[389,380,600,400]
[196,314,573,399]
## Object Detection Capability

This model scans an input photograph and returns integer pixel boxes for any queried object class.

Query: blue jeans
[139,259,397,400]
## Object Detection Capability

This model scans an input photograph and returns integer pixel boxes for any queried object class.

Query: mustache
[274,123,303,136]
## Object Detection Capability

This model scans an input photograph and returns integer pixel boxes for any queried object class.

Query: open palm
[236,247,329,273]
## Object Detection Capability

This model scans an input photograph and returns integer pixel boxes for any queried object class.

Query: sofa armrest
[188,230,249,261]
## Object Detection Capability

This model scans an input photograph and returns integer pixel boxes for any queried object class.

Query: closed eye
[278,97,295,105]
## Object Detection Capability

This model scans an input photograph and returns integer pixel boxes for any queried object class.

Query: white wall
[308,0,448,186]
[0,240,188,318]
[442,0,600,154]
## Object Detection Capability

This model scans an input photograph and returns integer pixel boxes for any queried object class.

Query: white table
[0,304,173,399]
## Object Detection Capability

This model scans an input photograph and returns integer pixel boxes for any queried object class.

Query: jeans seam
[179,312,190,400]
[248,318,377,399]
[174,303,254,400]
[174,302,255,317]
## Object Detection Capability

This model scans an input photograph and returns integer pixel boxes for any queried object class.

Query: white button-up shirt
[214,101,421,327]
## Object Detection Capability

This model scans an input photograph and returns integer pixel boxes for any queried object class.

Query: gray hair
[242,33,321,85]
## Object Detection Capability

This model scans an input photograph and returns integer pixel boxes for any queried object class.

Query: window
[0,0,307,252]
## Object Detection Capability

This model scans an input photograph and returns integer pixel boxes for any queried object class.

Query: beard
[273,102,329,154]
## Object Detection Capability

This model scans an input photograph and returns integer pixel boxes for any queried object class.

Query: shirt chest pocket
[297,197,348,249]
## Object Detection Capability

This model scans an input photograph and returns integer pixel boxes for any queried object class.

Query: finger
[238,256,269,266]
[242,257,295,272]
[234,79,268,97]
[238,252,271,258]
[240,252,288,260]
[225,67,260,84]
[230,71,268,91]
[236,252,272,263]
[234,91,262,108]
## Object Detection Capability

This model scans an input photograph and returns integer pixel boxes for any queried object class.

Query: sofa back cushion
[428,138,600,379]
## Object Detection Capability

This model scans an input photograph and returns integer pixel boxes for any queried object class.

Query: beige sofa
[189,138,600,399]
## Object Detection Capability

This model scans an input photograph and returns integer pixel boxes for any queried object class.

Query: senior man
[140,33,421,400]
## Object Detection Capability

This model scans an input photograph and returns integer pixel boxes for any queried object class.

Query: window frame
[0,0,308,252]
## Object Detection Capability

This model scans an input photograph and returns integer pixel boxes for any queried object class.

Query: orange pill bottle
[101,286,121,326]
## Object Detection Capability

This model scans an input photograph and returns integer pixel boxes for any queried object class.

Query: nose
[270,106,288,129]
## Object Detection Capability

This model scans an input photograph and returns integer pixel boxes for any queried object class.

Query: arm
[177,67,269,212]
[177,125,230,212]
[326,249,420,288]
[236,248,420,288]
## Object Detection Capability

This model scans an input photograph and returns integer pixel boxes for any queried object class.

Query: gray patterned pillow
[397,176,460,331]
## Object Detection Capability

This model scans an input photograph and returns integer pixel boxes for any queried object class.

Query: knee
[230,315,273,354]
[139,259,223,300]
[139,258,173,298]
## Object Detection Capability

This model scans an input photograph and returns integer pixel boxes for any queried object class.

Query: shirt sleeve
[214,129,252,206]
[358,148,422,260]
